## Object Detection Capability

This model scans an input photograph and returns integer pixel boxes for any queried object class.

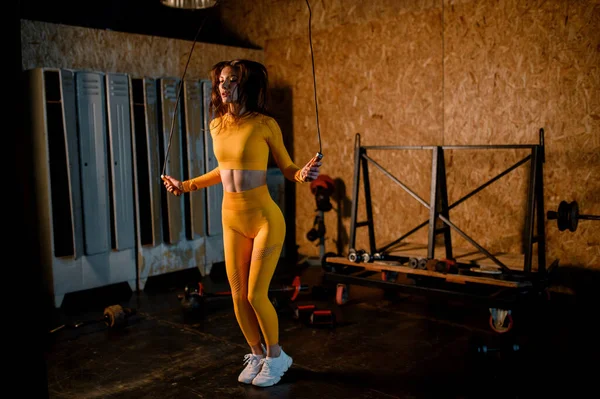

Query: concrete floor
[33,261,597,398]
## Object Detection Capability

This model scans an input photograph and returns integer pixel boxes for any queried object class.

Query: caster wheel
[409,257,419,268]
[381,271,398,282]
[361,252,372,263]
[489,310,513,334]
[336,284,349,305]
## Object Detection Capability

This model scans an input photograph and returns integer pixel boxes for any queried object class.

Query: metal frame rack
[322,129,552,333]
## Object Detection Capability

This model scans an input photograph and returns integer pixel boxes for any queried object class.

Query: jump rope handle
[161,174,182,197]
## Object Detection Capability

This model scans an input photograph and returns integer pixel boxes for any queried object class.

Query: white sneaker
[252,348,293,387]
[238,344,266,384]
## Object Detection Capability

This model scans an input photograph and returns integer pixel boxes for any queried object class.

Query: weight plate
[569,201,579,232]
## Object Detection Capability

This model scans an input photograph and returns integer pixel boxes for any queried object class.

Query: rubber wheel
[489,313,513,334]
[335,284,349,305]
[381,271,398,282]
[104,305,126,328]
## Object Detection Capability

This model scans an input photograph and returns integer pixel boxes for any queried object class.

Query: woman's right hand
[162,175,184,196]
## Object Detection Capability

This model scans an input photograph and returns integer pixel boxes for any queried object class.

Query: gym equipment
[477,343,520,354]
[489,308,513,334]
[347,249,385,264]
[408,257,428,270]
[306,174,335,265]
[434,258,458,273]
[292,303,316,322]
[179,276,308,308]
[309,309,336,328]
[347,249,365,263]
[335,283,350,305]
[49,304,135,333]
[547,200,599,232]
[309,174,335,213]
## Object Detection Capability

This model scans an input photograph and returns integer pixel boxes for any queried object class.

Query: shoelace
[243,354,260,367]
[259,357,272,373]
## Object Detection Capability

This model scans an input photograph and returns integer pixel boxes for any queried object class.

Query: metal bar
[362,151,377,253]
[444,155,531,211]
[363,154,430,209]
[437,214,512,273]
[438,149,453,259]
[322,273,526,308]
[536,129,546,274]
[580,215,600,221]
[378,155,531,253]
[523,148,537,273]
[349,134,362,250]
[427,147,439,259]
[362,144,537,150]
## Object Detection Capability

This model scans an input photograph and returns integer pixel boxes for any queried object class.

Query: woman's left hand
[300,155,322,182]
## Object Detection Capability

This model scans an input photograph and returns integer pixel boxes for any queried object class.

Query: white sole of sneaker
[253,356,293,387]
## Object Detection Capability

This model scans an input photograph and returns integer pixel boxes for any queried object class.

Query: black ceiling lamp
[160,0,218,9]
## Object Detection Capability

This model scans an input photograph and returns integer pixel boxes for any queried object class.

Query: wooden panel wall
[221,0,599,270]
[21,19,263,81]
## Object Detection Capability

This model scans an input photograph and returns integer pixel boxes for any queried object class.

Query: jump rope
[161,0,323,191]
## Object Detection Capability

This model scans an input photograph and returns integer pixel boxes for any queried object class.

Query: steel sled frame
[322,129,553,333]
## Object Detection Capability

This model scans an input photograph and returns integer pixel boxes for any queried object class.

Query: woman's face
[219,66,239,104]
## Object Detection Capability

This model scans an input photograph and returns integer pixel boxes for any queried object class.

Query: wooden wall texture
[220,0,599,273]
[21,19,263,79]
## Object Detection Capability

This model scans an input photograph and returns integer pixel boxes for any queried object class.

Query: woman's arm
[182,167,222,192]
[265,118,319,182]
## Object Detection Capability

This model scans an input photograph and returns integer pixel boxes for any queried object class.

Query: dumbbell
[434,258,458,274]
[547,200,599,232]
[49,304,136,334]
[348,249,365,263]
[292,303,316,323]
[308,309,336,328]
[408,257,428,270]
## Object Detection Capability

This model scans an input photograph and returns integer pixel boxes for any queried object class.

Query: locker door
[183,80,206,239]
[159,78,185,244]
[201,80,223,236]
[75,71,111,255]
[106,73,135,250]
[59,69,84,259]
[130,77,163,247]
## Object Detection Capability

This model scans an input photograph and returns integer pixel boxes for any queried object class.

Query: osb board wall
[20,19,263,81]
[221,0,599,270]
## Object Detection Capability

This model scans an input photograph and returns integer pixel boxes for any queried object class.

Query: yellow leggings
[222,184,285,347]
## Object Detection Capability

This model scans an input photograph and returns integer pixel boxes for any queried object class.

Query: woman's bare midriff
[220,169,267,192]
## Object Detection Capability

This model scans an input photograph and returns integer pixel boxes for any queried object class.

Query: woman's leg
[223,226,263,349]
[247,203,286,354]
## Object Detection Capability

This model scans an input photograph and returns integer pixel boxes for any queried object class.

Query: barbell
[547,201,599,232]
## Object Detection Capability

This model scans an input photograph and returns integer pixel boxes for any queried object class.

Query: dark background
[19,0,258,48]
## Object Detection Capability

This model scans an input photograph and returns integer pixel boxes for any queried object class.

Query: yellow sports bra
[182,113,303,192]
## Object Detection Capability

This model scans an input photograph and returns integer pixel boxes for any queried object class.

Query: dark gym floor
[34,260,597,399]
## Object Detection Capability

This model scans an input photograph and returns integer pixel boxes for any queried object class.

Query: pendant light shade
[160,0,218,9]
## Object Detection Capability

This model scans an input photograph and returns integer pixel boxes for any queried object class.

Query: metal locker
[27,67,83,261]
[144,78,163,246]
[131,77,162,247]
[105,72,135,250]
[75,71,111,256]
[26,68,137,307]
[201,79,223,236]
[183,79,206,239]
[159,78,185,244]
[60,69,85,260]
